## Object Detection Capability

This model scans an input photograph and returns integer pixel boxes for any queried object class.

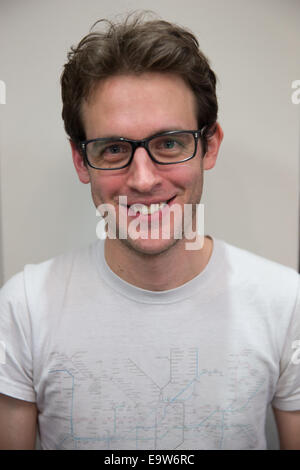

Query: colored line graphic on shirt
[48,369,75,436]
[47,347,265,450]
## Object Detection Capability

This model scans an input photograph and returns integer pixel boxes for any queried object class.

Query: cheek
[168,161,202,188]
[90,173,127,204]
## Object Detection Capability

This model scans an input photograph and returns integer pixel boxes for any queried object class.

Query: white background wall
[0,0,299,450]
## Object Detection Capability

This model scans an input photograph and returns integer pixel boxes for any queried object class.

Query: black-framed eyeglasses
[79,127,207,170]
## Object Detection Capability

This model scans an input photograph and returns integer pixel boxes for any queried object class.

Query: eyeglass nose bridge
[130,139,155,164]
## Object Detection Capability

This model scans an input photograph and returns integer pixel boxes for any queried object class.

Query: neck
[104,235,213,291]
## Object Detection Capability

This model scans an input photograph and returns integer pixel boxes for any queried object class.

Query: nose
[126,147,162,193]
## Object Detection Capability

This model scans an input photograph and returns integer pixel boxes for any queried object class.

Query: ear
[70,139,90,184]
[202,122,223,170]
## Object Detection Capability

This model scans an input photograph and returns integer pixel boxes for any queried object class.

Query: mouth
[126,196,176,217]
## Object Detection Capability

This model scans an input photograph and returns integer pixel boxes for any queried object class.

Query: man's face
[72,72,221,255]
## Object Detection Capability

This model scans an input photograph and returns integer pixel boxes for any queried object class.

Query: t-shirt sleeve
[271,275,300,411]
[0,271,36,402]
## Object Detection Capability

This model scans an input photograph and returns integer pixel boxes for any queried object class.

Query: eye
[163,139,177,149]
[155,137,180,150]
[103,143,129,155]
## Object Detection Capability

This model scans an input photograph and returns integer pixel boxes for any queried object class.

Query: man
[0,14,300,450]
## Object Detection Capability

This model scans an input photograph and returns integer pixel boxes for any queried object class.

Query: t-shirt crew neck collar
[95,236,222,304]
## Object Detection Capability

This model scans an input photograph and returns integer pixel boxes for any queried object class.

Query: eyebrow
[96,128,187,140]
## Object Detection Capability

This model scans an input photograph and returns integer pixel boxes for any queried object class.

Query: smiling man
[0,13,300,450]
[73,71,220,289]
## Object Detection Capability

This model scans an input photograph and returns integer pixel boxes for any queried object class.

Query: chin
[119,235,180,257]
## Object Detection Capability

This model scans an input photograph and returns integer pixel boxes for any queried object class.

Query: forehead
[81,72,198,139]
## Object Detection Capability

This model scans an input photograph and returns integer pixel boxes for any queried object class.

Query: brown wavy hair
[61,12,218,151]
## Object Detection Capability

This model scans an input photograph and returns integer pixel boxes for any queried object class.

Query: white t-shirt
[0,236,300,450]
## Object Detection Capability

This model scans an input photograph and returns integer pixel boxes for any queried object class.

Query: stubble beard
[114,197,201,259]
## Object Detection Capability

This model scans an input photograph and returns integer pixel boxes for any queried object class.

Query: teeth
[130,201,168,215]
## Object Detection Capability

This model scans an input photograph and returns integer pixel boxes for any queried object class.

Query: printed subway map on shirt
[44,346,266,450]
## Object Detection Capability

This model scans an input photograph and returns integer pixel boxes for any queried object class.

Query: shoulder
[0,240,101,307]
[215,237,300,303]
